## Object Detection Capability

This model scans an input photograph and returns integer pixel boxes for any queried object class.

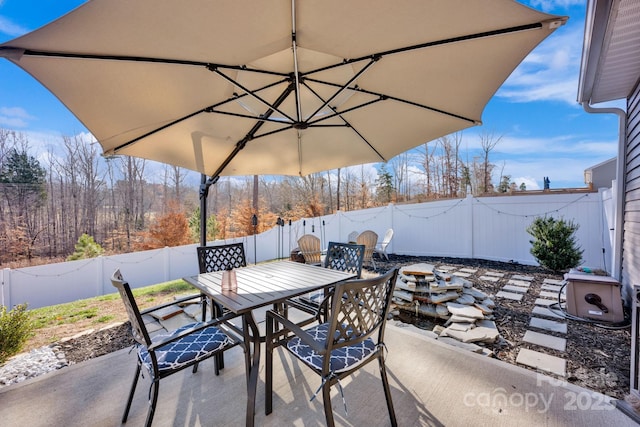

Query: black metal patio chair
[110,269,244,427]
[265,268,399,427]
[196,242,247,370]
[197,242,247,273]
[284,241,365,326]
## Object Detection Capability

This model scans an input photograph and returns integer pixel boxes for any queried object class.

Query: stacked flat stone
[392,263,500,353]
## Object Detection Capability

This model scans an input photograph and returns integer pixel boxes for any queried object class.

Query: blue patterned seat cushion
[286,323,376,373]
[138,323,229,372]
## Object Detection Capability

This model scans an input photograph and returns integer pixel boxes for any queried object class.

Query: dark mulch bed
[61,255,632,400]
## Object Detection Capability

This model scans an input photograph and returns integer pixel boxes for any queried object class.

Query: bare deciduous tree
[479,130,502,194]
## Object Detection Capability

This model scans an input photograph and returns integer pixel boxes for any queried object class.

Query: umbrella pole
[288,220,292,257]
[199,174,208,246]
[281,221,285,259]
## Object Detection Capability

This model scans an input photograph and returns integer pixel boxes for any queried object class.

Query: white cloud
[0,106,32,119]
[527,0,585,13]
[0,115,27,127]
[512,176,541,190]
[0,16,28,38]
[497,21,584,105]
[0,106,33,128]
[496,135,617,157]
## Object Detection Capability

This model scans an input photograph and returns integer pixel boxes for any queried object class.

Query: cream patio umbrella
[0,0,566,244]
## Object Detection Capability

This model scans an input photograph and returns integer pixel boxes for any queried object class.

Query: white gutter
[581,102,626,281]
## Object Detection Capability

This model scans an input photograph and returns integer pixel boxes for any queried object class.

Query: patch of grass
[132,280,194,297]
[95,294,119,302]
[29,279,193,331]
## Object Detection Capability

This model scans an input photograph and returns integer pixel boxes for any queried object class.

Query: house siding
[623,81,640,302]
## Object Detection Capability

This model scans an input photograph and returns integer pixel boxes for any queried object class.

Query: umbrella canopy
[0,0,566,180]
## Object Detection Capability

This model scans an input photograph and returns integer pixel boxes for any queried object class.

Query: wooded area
[0,128,509,267]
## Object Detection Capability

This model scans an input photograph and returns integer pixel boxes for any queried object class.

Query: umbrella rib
[109,109,206,153]
[207,65,296,123]
[251,93,388,163]
[110,76,291,153]
[208,83,295,181]
[305,95,388,162]
[0,47,290,78]
[304,77,478,125]
[205,108,293,125]
[304,22,546,77]
[304,57,378,122]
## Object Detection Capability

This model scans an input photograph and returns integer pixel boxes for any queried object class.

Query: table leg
[243,313,260,427]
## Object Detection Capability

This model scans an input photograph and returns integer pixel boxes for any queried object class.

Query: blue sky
[0,0,622,190]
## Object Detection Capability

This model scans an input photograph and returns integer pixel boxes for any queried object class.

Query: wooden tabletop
[184,260,356,315]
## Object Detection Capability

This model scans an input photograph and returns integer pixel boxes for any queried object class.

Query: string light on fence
[473,194,590,218]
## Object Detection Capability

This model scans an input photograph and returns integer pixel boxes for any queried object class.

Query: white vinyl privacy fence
[1,191,612,309]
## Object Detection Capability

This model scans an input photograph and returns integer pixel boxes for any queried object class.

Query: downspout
[581,102,626,281]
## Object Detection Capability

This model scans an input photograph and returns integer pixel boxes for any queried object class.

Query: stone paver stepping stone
[530,317,567,334]
[452,272,472,278]
[507,279,531,287]
[502,285,528,294]
[512,275,533,281]
[523,330,567,351]
[437,265,456,271]
[540,290,565,300]
[534,298,556,307]
[532,306,565,320]
[479,275,500,282]
[496,291,523,301]
[543,278,564,285]
[541,283,563,292]
[458,268,477,273]
[484,271,504,277]
[516,348,566,376]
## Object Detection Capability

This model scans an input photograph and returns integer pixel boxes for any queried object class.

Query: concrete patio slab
[0,323,635,427]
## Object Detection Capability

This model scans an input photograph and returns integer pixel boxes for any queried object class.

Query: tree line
[0,128,509,267]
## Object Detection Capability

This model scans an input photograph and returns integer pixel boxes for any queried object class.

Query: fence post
[163,246,171,282]
[1,267,10,308]
[388,203,395,255]
[466,194,474,259]
[96,256,104,297]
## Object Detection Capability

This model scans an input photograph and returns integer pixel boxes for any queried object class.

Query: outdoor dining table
[183,260,356,427]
